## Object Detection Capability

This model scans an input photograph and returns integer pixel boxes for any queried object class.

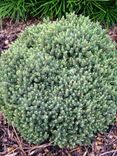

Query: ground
[0,19,117,156]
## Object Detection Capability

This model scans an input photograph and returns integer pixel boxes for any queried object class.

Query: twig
[29,143,51,151]
[83,150,88,156]
[28,143,52,156]
[100,150,117,156]
[12,124,27,156]
[112,151,117,156]
[5,148,17,155]
[70,147,79,153]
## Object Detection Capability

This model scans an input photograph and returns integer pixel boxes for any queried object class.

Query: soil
[0,19,117,156]
[0,18,39,52]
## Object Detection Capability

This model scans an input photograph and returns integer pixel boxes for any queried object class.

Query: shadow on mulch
[0,19,117,156]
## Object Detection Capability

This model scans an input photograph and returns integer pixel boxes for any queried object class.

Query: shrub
[0,0,117,26]
[0,13,117,147]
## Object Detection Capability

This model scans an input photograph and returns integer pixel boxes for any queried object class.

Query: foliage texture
[0,0,117,26]
[0,13,117,147]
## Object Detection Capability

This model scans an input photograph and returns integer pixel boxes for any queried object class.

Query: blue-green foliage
[0,13,117,147]
[0,0,117,26]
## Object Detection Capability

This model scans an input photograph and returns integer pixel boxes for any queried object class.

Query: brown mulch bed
[0,112,117,156]
[0,19,117,156]
[0,18,39,52]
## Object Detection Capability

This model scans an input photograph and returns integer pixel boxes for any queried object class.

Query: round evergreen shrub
[0,13,117,147]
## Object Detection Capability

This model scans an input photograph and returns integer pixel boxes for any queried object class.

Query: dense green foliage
[0,13,117,147]
[0,0,117,26]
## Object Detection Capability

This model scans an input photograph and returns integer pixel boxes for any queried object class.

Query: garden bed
[0,113,117,156]
[0,19,117,156]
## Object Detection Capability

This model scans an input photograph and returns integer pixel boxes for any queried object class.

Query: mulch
[0,18,39,53]
[0,19,117,156]
[0,112,117,156]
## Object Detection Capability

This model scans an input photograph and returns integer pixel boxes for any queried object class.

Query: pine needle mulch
[0,112,117,156]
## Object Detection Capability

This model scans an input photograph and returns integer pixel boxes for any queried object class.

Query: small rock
[4,40,9,45]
